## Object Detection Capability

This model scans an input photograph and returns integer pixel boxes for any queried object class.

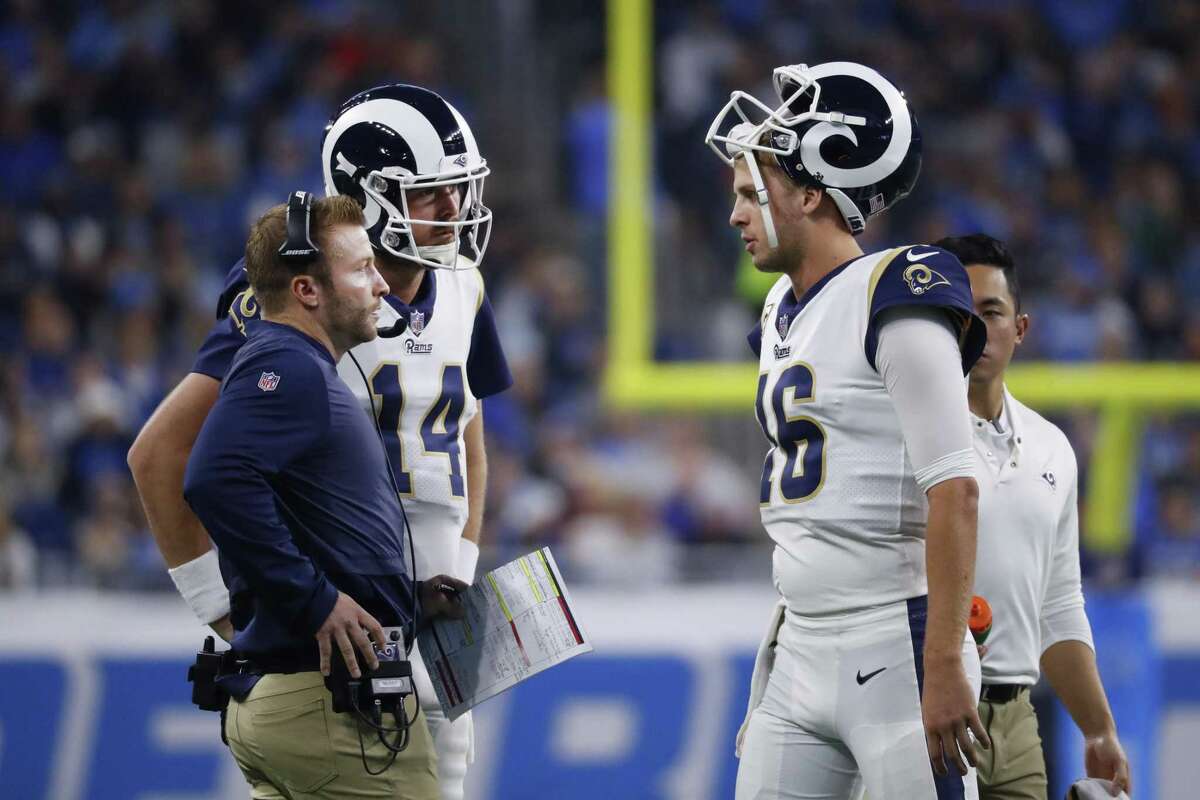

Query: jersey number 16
[756,363,826,504]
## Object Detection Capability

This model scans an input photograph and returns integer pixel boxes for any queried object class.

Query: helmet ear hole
[332,172,366,208]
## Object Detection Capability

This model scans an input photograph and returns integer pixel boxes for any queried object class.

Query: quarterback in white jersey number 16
[706,62,990,800]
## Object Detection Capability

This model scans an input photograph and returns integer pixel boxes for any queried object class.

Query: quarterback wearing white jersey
[706,62,990,799]
[750,246,984,616]
[335,264,499,581]
[739,245,987,800]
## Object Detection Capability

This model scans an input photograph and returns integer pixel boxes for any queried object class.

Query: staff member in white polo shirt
[935,234,1132,799]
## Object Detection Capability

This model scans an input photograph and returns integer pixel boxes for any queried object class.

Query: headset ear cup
[279,191,320,263]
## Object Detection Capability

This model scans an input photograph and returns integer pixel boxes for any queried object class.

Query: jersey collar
[972,387,1027,469]
[1002,386,1027,460]
[776,256,858,338]
[382,269,438,332]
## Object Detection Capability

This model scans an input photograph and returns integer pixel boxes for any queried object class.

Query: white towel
[735,599,787,757]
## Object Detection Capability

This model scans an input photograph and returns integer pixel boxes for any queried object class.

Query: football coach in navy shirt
[184,192,464,798]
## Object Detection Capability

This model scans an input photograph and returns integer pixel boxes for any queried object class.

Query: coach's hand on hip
[316,591,389,678]
[922,656,990,777]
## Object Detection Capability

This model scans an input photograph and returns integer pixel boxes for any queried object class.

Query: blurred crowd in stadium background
[0,0,1197,593]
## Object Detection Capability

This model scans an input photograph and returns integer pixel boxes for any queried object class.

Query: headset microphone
[376,316,408,338]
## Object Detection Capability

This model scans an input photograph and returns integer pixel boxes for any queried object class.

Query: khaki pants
[977,689,1048,800]
[224,671,440,799]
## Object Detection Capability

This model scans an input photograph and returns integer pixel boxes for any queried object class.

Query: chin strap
[415,241,459,268]
[825,187,866,236]
[741,152,779,249]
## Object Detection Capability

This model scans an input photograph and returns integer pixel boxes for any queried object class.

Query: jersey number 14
[370,362,467,498]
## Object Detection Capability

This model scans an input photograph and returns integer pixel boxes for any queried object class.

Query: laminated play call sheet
[418,547,592,719]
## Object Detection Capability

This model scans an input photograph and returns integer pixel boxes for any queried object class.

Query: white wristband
[456,538,479,583]
[168,549,231,624]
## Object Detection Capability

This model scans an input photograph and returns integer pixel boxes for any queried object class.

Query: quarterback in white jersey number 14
[707,62,989,799]
[191,84,513,800]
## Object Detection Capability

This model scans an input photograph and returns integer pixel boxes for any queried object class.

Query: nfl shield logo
[777,313,790,339]
[409,310,425,335]
[257,371,280,392]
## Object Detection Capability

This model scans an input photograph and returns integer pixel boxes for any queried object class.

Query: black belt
[980,683,1026,704]
[237,653,321,675]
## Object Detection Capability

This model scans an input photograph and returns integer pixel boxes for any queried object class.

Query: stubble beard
[326,290,378,351]
[754,247,785,274]
[754,237,800,275]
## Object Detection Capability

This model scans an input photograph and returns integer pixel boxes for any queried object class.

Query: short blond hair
[244,195,365,313]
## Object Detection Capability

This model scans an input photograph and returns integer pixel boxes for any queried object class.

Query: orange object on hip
[969,595,992,645]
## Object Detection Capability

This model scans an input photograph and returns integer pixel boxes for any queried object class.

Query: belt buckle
[983,684,1017,703]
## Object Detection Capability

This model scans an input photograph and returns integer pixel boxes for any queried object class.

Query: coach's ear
[291,275,321,309]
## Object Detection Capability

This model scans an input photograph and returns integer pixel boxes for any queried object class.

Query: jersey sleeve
[864,246,986,374]
[191,259,261,380]
[747,321,763,358]
[466,291,513,398]
[875,308,975,491]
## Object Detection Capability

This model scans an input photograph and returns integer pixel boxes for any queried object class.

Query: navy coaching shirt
[184,321,416,661]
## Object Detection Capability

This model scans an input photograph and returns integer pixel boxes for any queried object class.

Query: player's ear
[291,275,321,309]
[798,183,824,216]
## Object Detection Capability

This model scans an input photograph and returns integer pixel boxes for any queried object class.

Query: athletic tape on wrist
[168,549,231,624]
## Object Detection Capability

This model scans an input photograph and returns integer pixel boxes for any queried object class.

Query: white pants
[411,640,473,800]
[736,597,981,800]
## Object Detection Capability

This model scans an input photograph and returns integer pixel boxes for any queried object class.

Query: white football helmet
[322,84,491,270]
[706,62,921,241]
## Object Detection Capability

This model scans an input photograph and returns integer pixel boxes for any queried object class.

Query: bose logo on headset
[278,191,321,264]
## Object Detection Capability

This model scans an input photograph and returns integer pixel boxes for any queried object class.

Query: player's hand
[922,656,990,777]
[1085,732,1131,795]
[315,591,387,678]
[419,575,468,621]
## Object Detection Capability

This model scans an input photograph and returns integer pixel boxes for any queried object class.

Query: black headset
[278,191,321,263]
[277,189,406,337]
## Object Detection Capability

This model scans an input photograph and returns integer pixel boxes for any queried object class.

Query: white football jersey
[337,265,493,581]
[751,245,983,616]
[334,264,509,748]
